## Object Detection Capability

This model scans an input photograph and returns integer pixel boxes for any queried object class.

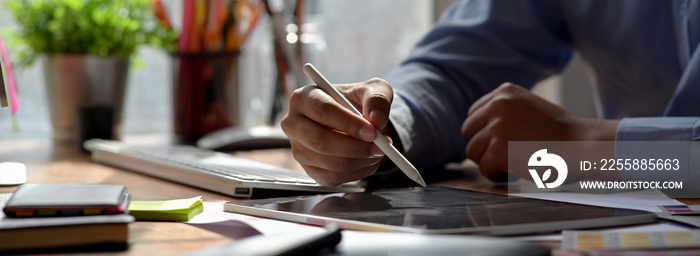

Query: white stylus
[302,63,427,187]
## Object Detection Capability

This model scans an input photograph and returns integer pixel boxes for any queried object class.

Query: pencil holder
[43,55,128,145]
[171,52,241,142]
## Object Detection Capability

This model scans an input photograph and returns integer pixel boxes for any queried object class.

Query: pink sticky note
[0,36,19,115]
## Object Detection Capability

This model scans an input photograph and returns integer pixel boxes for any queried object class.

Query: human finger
[300,164,380,187]
[465,122,493,165]
[293,146,383,177]
[288,85,377,143]
[351,78,394,132]
[286,114,383,158]
[476,137,509,182]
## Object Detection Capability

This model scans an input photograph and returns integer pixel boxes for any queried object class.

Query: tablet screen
[225,186,656,235]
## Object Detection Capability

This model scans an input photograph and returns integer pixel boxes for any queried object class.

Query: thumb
[360,78,393,132]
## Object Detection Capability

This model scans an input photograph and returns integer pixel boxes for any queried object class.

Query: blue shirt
[383,0,700,183]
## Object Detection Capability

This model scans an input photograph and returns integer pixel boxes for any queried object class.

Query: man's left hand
[461,83,620,182]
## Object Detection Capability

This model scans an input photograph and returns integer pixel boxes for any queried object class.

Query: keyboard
[84,139,365,197]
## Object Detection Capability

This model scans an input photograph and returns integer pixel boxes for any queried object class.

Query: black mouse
[197,126,290,151]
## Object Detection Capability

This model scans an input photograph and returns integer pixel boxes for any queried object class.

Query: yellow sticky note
[128,196,204,221]
[665,232,698,247]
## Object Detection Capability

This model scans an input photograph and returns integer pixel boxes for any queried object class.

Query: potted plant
[4,0,177,142]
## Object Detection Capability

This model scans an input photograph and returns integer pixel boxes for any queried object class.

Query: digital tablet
[224,186,657,235]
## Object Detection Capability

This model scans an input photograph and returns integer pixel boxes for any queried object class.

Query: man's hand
[281,78,393,187]
[461,83,620,182]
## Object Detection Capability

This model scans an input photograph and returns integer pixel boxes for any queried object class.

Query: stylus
[303,63,427,187]
[275,224,342,256]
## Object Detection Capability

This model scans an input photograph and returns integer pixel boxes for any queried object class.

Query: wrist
[568,116,621,141]
[586,118,620,141]
[564,117,622,181]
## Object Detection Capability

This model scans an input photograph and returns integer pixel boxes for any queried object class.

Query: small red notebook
[2,184,129,218]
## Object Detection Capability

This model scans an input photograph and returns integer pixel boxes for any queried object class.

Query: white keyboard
[84,140,365,197]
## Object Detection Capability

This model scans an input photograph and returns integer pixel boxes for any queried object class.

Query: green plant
[4,0,178,66]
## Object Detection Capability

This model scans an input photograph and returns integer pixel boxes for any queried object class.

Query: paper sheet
[509,190,692,242]
[512,223,691,242]
[512,189,683,213]
[188,202,323,235]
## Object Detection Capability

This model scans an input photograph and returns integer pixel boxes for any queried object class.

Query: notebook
[3,184,128,217]
[0,193,133,252]
[84,139,365,198]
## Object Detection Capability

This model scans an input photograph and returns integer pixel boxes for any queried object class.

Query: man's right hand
[281,78,394,187]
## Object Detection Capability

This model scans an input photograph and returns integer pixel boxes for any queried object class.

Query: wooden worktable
[0,136,302,255]
[1,135,698,255]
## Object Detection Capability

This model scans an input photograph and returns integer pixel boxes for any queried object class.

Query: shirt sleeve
[616,117,700,141]
[381,0,573,173]
[615,117,700,193]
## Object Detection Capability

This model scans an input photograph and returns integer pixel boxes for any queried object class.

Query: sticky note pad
[128,196,204,222]
[562,230,700,250]
[659,205,700,215]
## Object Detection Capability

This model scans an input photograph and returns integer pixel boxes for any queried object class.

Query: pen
[302,63,427,187]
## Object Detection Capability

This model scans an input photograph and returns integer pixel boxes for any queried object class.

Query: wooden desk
[0,137,303,255]
[2,137,698,254]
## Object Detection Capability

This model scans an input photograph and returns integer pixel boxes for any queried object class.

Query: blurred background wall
[0,0,594,141]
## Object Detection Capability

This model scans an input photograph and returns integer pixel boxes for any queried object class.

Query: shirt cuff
[615,117,700,192]
[616,117,700,141]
